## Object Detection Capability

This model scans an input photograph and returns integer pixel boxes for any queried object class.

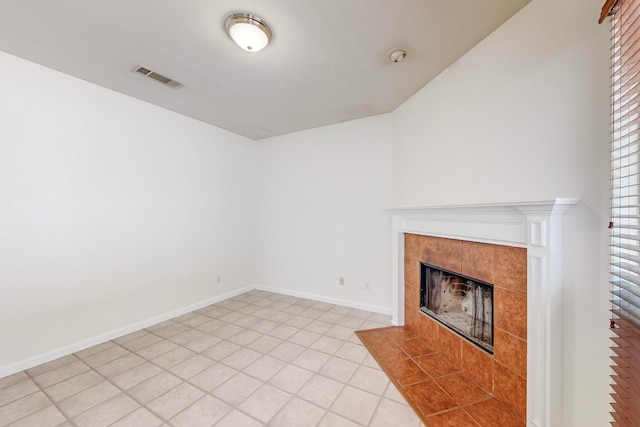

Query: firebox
[420,262,494,353]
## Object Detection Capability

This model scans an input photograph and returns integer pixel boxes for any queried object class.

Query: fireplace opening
[420,262,494,353]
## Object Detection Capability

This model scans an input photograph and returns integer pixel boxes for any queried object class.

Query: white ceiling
[0,0,530,140]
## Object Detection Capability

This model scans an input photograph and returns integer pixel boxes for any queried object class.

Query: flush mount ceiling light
[224,12,272,52]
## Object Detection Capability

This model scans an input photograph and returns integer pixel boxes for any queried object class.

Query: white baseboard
[0,286,253,379]
[0,284,392,379]
[253,284,392,316]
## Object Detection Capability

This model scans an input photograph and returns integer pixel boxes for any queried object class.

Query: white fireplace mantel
[389,198,579,427]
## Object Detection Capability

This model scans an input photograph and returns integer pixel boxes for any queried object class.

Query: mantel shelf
[388,198,579,214]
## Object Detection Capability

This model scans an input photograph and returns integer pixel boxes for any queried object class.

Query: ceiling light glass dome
[225,13,272,52]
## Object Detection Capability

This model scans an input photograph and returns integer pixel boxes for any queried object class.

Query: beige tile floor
[0,290,424,427]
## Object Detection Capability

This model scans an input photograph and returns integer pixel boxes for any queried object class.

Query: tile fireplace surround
[389,199,578,427]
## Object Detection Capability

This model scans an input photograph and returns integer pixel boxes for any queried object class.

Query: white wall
[0,0,615,422]
[0,52,258,371]
[392,0,611,426]
[255,115,393,312]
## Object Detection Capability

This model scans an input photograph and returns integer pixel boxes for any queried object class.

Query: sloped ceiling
[0,0,530,139]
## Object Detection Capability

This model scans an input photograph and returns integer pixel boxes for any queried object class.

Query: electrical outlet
[339,277,345,286]
[216,275,221,284]
[364,281,370,290]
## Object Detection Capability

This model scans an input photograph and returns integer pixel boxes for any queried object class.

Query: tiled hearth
[357,326,524,426]
[356,233,528,426]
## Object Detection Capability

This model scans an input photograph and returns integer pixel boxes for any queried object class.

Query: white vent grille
[132,65,183,88]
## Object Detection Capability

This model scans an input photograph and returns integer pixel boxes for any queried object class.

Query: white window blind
[606,0,640,425]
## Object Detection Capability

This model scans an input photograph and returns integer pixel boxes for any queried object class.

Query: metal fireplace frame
[420,262,495,353]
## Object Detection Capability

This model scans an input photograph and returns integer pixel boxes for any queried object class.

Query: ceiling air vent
[132,65,184,88]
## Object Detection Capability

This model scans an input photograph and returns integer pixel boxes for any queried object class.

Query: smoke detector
[388,47,408,63]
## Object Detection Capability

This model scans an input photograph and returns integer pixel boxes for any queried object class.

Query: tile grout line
[228,297,375,426]
[23,366,79,427]
[219,293,388,426]
[2,291,402,427]
[101,294,370,425]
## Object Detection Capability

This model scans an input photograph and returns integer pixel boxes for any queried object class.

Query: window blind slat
[612,261,640,277]
[611,300,640,325]
[611,222,640,230]
[611,91,640,116]
[612,290,640,314]
[611,232,640,241]
[611,17,640,65]
[612,334,640,353]
[612,35,640,71]
[609,105,640,131]
[611,315,640,336]
[610,392,640,419]
[611,271,640,286]
[611,66,640,97]
[614,1,640,35]
[610,142,639,159]
[612,275,640,290]
[612,347,640,367]
[612,252,640,265]
[611,362,640,391]
[611,278,640,297]
[610,387,640,420]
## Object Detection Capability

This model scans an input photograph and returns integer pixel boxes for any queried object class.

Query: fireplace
[389,199,578,427]
[420,262,494,353]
